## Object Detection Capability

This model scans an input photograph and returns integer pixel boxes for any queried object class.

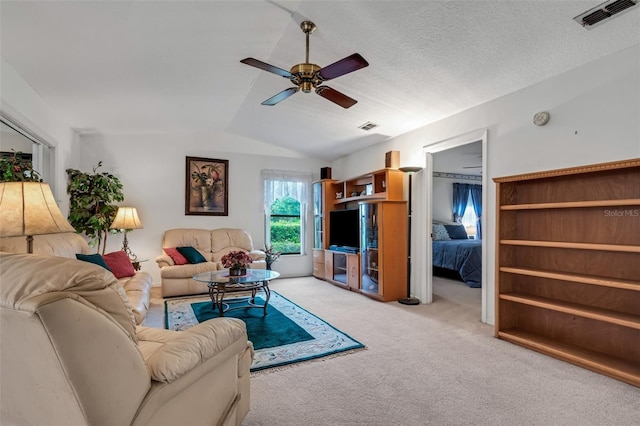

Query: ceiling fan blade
[318,53,369,81]
[262,87,299,106]
[316,86,358,109]
[240,58,292,78]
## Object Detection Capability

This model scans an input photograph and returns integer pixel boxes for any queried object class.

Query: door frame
[414,128,489,323]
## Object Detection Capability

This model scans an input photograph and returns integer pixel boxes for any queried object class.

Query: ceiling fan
[240,20,369,109]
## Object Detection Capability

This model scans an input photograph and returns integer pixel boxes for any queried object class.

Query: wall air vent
[574,0,638,29]
[358,122,378,131]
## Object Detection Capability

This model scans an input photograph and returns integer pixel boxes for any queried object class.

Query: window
[1,116,54,187]
[262,170,312,255]
[460,193,478,238]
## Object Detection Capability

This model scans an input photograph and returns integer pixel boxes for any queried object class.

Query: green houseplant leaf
[66,162,124,254]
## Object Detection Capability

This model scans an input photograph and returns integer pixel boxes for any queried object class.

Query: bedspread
[432,239,482,288]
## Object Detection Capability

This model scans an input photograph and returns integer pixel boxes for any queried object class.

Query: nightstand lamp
[110,207,143,260]
[465,225,477,239]
[0,182,75,253]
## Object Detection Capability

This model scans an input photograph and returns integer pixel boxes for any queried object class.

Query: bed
[432,223,482,288]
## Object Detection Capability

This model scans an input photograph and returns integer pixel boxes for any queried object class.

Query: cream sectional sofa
[0,232,152,325]
[0,252,253,425]
[156,228,266,298]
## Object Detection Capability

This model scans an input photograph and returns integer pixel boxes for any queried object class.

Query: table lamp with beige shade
[0,182,75,253]
[110,207,143,261]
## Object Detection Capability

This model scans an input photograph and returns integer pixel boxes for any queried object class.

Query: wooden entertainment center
[494,158,640,387]
[312,168,407,302]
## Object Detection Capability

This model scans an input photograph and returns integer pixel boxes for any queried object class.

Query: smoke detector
[574,0,638,29]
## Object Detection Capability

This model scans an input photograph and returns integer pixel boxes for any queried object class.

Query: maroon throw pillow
[164,247,190,265]
[102,251,136,279]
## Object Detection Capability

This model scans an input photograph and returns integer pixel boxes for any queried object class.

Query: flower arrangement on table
[221,250,253,276]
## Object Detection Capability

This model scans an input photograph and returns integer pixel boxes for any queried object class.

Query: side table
[131,259,148,271]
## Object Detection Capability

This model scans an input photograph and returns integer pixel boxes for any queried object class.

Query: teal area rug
[164,291,364,372]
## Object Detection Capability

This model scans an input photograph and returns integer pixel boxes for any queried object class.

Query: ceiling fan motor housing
[290,63,322,93]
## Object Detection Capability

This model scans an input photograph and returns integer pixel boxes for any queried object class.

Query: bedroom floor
[431,275,482,325]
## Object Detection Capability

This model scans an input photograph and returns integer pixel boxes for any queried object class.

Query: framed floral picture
[185,156,229,216]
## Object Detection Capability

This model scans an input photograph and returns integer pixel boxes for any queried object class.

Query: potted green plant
[66,161,124,254]
[0,151,42,182]
[264,245,281,270]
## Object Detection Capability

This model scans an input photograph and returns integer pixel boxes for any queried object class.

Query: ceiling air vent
[358,122,378,131]
[574,0,638,29]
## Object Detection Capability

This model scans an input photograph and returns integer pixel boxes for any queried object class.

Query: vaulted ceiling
[1,1,638,160]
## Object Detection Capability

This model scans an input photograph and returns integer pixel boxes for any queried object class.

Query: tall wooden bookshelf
[494,158,640,387]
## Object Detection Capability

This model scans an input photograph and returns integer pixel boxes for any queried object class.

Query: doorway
[415,129,489,323]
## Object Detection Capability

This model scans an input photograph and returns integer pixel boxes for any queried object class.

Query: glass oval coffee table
[193,269,280,317]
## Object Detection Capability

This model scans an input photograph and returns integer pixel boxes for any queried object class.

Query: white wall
[0,57,75,211]
[78,132,327,284]
[332,44,640,324]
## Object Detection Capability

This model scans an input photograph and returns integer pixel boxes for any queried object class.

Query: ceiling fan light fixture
[240,20,368,108]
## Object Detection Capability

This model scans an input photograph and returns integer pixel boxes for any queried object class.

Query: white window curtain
[261,169,312,255]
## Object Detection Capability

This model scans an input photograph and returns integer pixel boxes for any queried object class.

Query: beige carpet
[144,277,640,426]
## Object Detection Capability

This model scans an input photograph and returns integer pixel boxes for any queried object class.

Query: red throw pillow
[164,247,190,265]
[102,251,136,279]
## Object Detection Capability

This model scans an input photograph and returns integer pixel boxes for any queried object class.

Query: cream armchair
[0,253,253,426]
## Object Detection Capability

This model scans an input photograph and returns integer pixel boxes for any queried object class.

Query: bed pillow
[102,250,136,279]
[444,224,468,240]
[164,247,190,265]
[432,223,451,241]
[176,246,207,264]
[76,253,112,271]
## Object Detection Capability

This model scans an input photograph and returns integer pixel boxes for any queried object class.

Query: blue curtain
[469,184,482,239]
[452,183,469,222]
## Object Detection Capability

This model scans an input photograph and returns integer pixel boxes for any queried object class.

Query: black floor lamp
[398,166,423,305]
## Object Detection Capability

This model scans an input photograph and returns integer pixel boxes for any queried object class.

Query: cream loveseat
[0,253,253,425]
[0,232,152,324]
[156,228,266,297]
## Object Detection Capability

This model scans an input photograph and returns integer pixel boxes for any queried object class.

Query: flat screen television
[329,208,360,250]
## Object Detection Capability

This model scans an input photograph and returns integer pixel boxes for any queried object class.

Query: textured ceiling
[1,1,639,161]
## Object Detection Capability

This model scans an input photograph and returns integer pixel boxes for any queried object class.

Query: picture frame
[185,156,229,216]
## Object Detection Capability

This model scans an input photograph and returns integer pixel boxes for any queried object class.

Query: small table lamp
[110,207,143,260]
[465,225,477,239]
[0,182,75,253]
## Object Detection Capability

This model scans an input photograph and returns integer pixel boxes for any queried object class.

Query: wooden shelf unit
[332,168,404,205]
[312,168,407,301]
[494,158,640,387]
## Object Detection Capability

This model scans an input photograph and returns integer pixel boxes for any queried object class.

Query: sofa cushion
[76,253,112,271]
[163,229,213,253]
[177,246,207,264]
[103,251,136,279]
[210,228,254,261]
[163,247,189,265]
[160,262,218,278]
[140,318,247,383]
